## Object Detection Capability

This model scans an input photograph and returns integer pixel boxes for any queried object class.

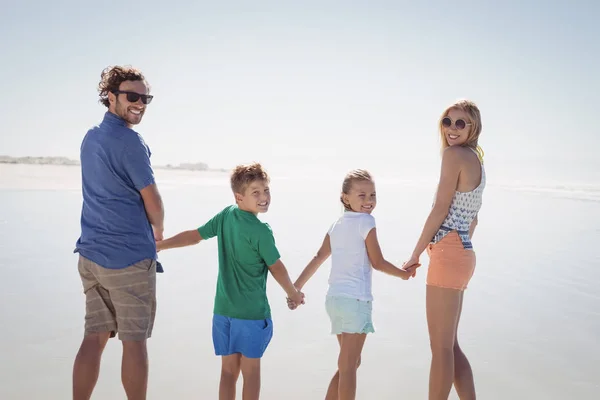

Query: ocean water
[0,164,599,399]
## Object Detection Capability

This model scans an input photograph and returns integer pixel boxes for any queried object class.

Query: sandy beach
[1,163,599,399]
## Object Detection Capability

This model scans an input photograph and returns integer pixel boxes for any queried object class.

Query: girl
[288,169,416,400]
[403,99,485,400]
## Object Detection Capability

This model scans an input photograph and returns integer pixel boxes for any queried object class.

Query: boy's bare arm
[268,259,304,305]
[156,229,202,251]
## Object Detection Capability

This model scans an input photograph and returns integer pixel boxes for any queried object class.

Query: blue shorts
[212,314,273,359]
[325,296,375,335]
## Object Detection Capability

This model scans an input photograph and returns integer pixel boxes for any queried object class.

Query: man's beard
[115,99,143,125]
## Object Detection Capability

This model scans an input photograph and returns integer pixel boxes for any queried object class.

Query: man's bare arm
[140,183,164,239]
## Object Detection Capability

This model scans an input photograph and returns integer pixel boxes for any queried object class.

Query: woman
[403,99,485,400]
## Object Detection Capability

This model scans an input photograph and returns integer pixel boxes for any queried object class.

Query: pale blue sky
[1,0,598,182]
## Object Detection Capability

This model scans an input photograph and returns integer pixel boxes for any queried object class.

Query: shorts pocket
[359,300,373,314]
[262,318,271,330]
[130,259,155,272]
[247,318,272,332]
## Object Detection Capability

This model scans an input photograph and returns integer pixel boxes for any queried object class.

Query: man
[72,65,164,400]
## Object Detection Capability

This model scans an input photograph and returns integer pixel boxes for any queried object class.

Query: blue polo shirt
[74,111,157,269]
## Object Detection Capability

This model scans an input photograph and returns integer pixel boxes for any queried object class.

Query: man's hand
[153,226,164,242]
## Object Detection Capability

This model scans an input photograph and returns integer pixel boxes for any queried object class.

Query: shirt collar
[102,111,127,127]
[234,205,259,219]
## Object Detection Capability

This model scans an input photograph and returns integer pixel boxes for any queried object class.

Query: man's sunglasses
[112,90,154,105]
[441,117,471,130]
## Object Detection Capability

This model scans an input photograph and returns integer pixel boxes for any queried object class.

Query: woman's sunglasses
[112,90,154,105]
[441,117,471,130]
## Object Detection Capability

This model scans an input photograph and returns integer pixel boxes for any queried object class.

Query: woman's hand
[402,255,421,277]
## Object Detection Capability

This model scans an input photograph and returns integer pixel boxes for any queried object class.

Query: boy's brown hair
[230,162,270,194]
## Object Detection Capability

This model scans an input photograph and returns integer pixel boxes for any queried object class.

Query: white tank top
[326,211,376,301]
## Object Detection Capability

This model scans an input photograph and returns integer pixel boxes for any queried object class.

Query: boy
[156,162,304,400]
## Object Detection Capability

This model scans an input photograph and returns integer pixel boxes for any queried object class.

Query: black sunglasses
[441,117,471,130]
[112,90,154,105]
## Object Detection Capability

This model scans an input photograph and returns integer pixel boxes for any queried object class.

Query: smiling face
[341,179,377,214]
[441,107,472,147]
[438,99,483,153]
[108,80,149,127]
[235,179,271,214]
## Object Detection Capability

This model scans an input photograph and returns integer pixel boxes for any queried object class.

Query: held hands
[155,234,167,252]
[154,227,164,253]
[153,226,164,242]
[401,255,421,280]
[286,289,305,311]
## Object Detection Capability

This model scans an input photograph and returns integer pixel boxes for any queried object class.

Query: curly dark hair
[97,65,150,107]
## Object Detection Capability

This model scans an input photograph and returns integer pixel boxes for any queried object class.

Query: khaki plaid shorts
[78,255,157,341]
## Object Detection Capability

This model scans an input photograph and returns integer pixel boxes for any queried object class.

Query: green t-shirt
[198,205,281,320]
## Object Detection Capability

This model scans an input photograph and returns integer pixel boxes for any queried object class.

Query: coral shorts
[426,231,476,291]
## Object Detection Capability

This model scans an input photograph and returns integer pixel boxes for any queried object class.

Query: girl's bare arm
[365,228,412,279]
[293,233,331,290]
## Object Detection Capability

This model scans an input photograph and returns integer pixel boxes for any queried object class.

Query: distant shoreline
[0,156,228,173]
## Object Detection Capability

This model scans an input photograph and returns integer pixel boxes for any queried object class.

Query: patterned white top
[431,148,486,250]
